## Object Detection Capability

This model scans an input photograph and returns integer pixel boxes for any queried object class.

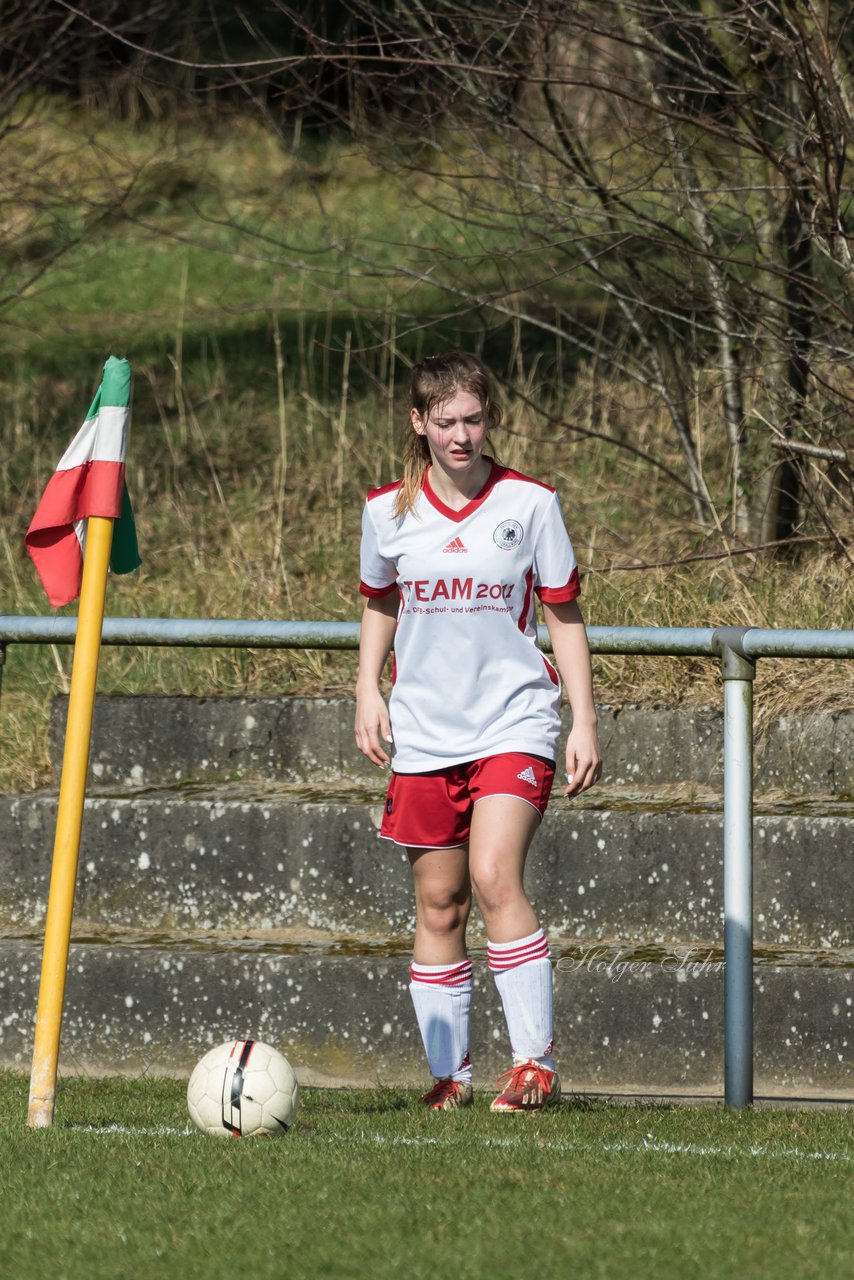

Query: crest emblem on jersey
[493,519,524,550]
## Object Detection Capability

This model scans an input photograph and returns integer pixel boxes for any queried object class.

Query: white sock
[488,928,555,1070]
[409,959,473,1082]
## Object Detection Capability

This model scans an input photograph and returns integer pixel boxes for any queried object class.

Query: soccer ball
[187,1039,299,1137]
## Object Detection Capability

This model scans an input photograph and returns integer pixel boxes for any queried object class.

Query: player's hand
[355,687,393,767]
[563,723,602,797]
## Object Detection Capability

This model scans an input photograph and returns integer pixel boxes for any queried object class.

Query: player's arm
[542,598,602,797]
[355,593,398,766]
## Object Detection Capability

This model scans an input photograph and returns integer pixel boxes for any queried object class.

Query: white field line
[73,1124,852,1163]
[76,1124,193,1136]
[481,1135,852,1163]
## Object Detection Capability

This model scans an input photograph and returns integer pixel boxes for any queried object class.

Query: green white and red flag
[26,356,141,608]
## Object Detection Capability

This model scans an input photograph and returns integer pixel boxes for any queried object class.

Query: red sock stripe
[487,933,550,971]
[410,960,473,987]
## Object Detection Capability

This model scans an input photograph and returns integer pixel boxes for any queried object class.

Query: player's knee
[417,893,468,938]
[470,862,521,917]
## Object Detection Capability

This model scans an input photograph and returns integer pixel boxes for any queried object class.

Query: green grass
[0,95,482,368]
[0,1073,851,1280]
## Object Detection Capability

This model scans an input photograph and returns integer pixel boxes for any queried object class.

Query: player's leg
[409,843,472,966]
[381,767,475,1108]
[408,843,474,1108]
[467,759,561,1112]
[467,795,541,942]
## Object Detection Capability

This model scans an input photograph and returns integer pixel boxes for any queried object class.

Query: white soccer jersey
[359,461,580,771]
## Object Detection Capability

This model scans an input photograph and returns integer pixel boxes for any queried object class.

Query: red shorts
[380,753,556,849]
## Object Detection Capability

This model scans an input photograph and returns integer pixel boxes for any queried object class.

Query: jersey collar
[422,459,503,522]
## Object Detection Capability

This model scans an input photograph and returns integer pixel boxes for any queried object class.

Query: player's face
[411,389,489,475]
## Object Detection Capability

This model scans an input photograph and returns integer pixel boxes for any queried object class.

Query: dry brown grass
[1,348,852,792]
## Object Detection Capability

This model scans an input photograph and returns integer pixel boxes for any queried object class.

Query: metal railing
[2,614,853,1108]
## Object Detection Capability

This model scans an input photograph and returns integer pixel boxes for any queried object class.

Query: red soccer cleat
[490,1060,561,1112]
[419,1078,474,1111]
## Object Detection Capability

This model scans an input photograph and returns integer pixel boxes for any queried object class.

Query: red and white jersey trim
[537,567,580,604]
[359,579,398,599]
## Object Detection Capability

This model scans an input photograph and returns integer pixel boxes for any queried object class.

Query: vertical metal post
[716,628,756,1108]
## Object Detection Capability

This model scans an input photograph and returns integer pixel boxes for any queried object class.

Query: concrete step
[7,694,849,1095]
[52,695,854,795]
[2,786,852,948]
[1,935,850,1095]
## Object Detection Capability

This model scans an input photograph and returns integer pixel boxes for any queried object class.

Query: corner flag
[26,356,141,606]
[26,356,140,1127]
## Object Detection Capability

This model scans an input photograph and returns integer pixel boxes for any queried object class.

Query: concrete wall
[0,696,851,1098]
[48,695,854,795]
[1,939,850,1096]
[2,791,851,947]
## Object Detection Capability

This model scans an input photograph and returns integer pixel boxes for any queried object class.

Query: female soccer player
[355,351,601,1112]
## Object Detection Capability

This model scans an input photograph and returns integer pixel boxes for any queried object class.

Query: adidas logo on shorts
[517,766,537,786]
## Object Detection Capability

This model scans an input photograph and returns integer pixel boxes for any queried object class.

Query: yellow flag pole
[27,515,115,1128]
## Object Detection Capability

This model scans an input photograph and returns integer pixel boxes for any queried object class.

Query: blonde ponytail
[393,430,432,520]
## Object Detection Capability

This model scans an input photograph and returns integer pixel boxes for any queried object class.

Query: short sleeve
[533,492,580,603]
[359,500,398,598]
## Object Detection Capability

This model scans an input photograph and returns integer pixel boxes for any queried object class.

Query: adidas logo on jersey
[517,766,537,786]
[442,537,468,553]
